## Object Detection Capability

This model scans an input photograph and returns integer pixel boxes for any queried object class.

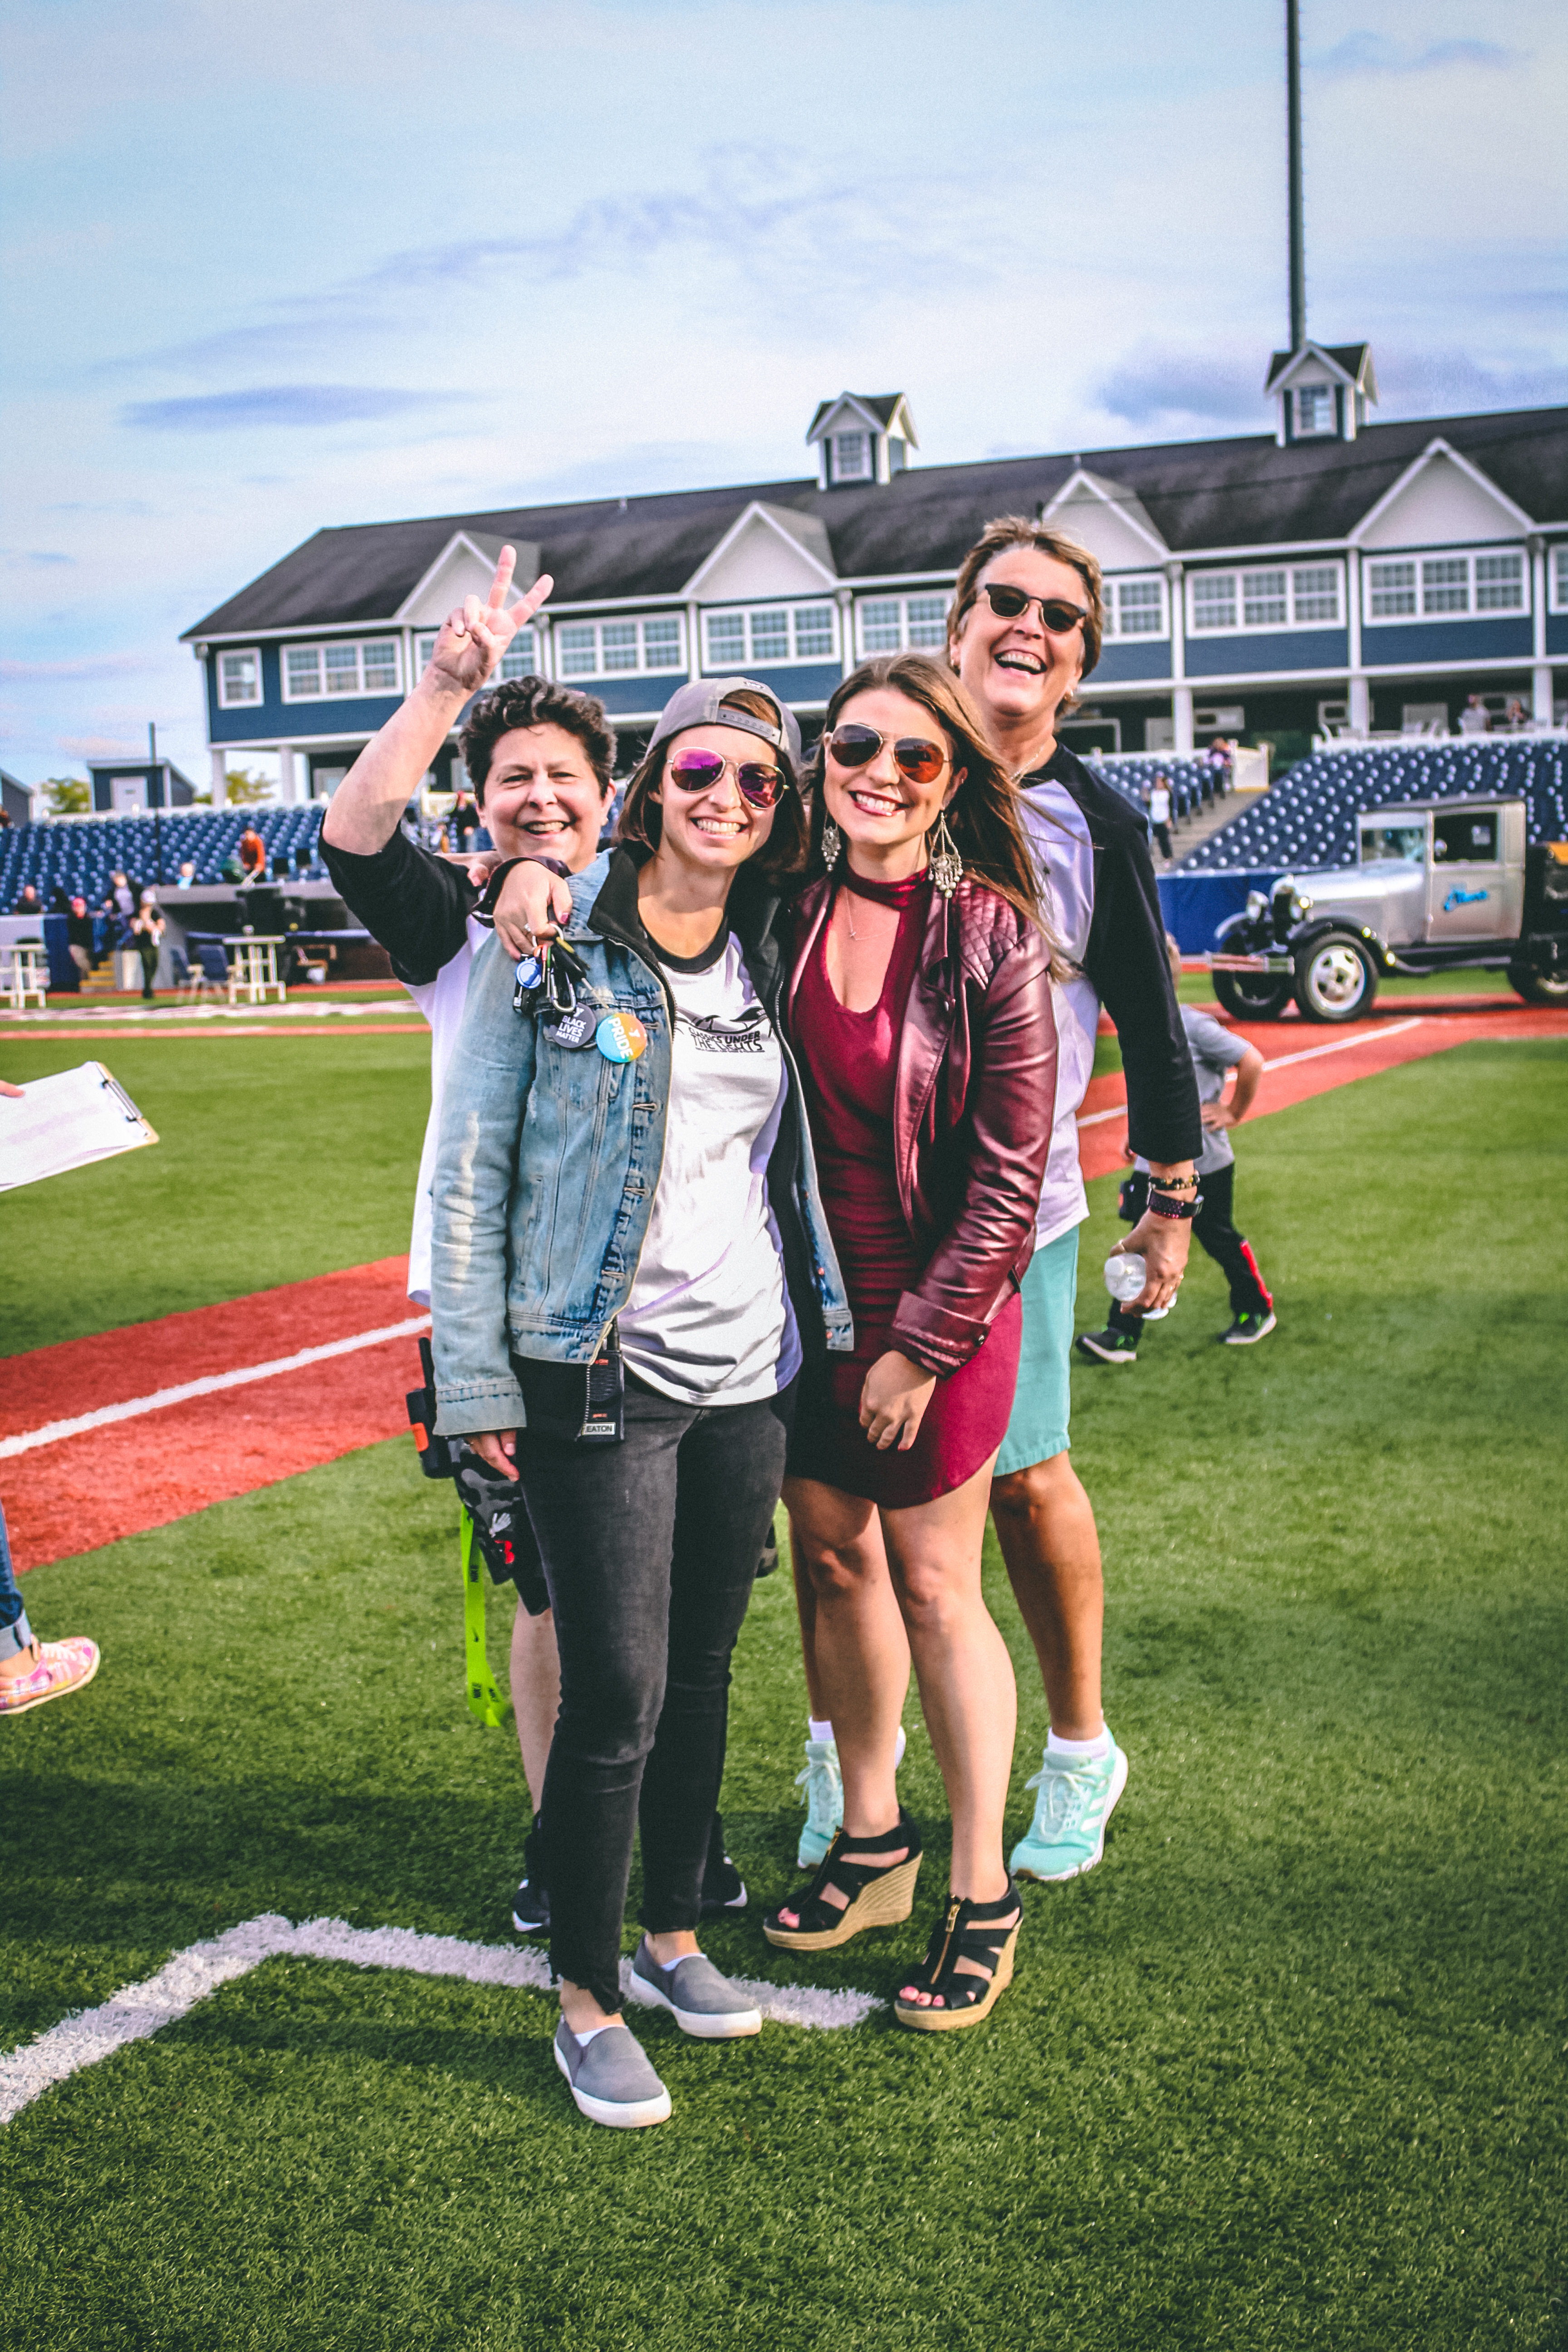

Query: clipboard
[0,1062,160,1192]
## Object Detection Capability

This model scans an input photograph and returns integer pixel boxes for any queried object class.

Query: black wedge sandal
[893,1879,1021,2032]
[763,1810,923,1953]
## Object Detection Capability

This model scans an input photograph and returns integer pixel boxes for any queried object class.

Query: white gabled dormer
[1264,343,1378,447]
[682,502,838,603]
[1040,468,1169,571]
[1350,436,1535,551]
[394,530,542,625]
[806,393,918,489]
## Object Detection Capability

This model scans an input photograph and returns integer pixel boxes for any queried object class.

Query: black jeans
[1113,1164,1272,1336]
[515,1371,795,2013]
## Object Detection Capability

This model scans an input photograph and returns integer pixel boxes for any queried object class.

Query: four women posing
[429,553,1075,2125]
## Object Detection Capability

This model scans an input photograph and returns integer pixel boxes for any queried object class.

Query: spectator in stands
[12,883,43,919]
[320,548,748,1938]
[1459,696,1491,737]
[1079,936,1275,1362]
[1147,773,1174,861]
[1504,696,1529,731]
[176,860,197,890]
[451,790,479,852]
[1208,740,1235,796]
[238,823,267,880]
[66,895,95,980]
[130,893,164,1000]
[107,872,137,925]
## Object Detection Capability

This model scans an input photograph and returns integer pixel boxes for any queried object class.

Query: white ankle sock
[808,1718,834,1746]
[570,2021,617,2049]
[893,1724,907,1768]
[1047,1725,1113,1763]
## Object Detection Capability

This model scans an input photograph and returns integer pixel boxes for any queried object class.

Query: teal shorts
[995,1225,1081,1478]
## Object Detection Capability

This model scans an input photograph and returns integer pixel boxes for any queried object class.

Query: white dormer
[1263,343,1378,447]
[682,502,838,603]
[1040,468,1169,572]
[395,531,542,625]
[1350,437,1534,552]
[806,393,918,490]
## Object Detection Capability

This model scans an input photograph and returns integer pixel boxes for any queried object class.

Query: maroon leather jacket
[787,875,1057,1379]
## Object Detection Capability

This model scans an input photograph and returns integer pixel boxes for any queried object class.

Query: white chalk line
[1075,1016,1426,1132]
[0,1317,431,1460]
[0,1914,880,2123]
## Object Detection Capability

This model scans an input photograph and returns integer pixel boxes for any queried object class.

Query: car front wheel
[1507,959,1568,1005]
[1294,934,1378,1024]
[1213,968,1293,1020]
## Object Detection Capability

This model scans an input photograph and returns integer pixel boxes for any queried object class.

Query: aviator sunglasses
[826,724,949,786]
[977,582,1088,633]
[666,747,789,807]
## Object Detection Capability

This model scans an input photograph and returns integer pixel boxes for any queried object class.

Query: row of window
[215,543,1568,708]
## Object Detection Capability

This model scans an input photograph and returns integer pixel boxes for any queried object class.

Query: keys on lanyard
[514,940,647,1062]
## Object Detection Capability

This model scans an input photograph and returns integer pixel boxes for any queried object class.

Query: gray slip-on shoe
[626,1939,763,2039]
[552,2017,671,2128]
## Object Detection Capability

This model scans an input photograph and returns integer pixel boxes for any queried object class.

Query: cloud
[0,653,162,683]
[1094,346,1264,434]
[1312,32,1518,78]
[119,385,470,431]
[57,733,147,760]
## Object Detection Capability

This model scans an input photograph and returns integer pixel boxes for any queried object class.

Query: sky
[2,0,1564,789]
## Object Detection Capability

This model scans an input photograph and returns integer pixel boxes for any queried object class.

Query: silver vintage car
[1209,798,1568,1022]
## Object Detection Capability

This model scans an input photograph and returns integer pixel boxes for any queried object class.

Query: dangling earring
[822,814,843,872]
[927,807,962,898]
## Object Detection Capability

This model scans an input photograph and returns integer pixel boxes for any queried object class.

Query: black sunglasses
[666,747,789,808]
[977,582,1088,633]
[826,724,948,786]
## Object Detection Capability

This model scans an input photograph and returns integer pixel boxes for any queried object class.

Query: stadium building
[181,352,1568,803]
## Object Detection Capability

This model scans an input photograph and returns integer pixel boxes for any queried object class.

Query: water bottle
[1104,1250,1146,1301]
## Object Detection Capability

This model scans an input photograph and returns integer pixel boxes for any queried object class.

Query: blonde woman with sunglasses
[760,653,1057,2030]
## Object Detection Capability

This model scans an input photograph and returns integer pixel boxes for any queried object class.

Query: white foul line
[1076,1016,1425,1131]
[0,1913,881,2123]
[0,1317,431,1461]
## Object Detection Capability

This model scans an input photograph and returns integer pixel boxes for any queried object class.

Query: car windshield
[1360,823,1426,864]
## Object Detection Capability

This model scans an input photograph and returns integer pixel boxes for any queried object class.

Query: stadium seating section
[1,804,327,910]
[1080,753,1219,823]
[1176,737,1568,872]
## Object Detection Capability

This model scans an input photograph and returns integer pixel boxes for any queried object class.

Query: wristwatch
[1147,1189,1203,1220]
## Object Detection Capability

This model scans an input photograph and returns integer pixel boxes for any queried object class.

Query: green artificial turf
[2,1039,1566,2348]
[0,1035,430,1352]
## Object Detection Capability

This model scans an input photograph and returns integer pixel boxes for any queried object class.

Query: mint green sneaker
[793,1728,906,1869]
[1009,1738,1128,1883]
[794,1738,843,1870]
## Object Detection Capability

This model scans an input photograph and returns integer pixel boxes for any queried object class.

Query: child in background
[1078,937,1276,1362]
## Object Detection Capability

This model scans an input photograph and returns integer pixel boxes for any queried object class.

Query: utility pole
[1286,0,1306,350]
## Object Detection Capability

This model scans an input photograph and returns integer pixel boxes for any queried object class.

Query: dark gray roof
[185,403,1568,639]
[1264,342,1374,391]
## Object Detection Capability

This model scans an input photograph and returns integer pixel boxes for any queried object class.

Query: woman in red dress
[764,654,1058,2029]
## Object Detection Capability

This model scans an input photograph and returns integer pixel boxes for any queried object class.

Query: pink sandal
[0,1637,101,1717]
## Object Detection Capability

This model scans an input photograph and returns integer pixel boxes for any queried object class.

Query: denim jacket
[431,846,853,1435]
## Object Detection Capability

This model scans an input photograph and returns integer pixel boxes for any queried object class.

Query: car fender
[1286,915,1394,969]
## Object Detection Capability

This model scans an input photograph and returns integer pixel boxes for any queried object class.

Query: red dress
[787,868,1022,1508]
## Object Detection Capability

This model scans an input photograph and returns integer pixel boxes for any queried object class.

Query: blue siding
[580,674,690,717]
[1184,628,1348,678]
[206,643,401,741]
[1544,615,1568,657]
[1362,617,1534,666]
[1093,640,1172,684]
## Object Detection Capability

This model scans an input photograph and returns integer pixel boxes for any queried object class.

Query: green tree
[225,768,274,807]
[42,776,90,816]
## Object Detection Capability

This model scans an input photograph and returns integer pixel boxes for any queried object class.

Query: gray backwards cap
[647,676,802,769]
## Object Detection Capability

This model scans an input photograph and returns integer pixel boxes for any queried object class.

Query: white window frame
[1294,384,1336,437]
[216,647,263,708]
[853,592,951,658]
[281,637,403,703]
[1362,545,1530,627]
[1187,562,1346,637]
[1100,575,1168,641]
[832,431,870,483]
[552,614,687,681]
[703,602,841,670]
[1550,546,1568,614]
[414,622,542,680]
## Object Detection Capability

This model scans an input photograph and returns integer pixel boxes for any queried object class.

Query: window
[1361,821,1426,864]
[703,603,840,668]
[1189,564,1343,634]
[1432,810,1498,863]
[1294,384,1335,436]
[1474,553,1524,612]
[1103,577,1165,638]
[854,593,951,657]
[1552,546,1568,611]
[283,639,402,701]
[1364,547,1529,625]
[414,624,540,679]
[217,649,260,707]
[832,431,870,482]
[553,615,686,679]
